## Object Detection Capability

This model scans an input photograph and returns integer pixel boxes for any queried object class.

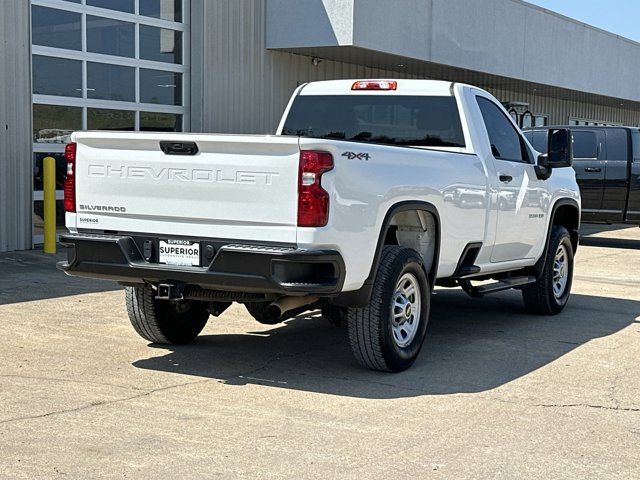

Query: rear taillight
[298,150,333,227]
[351,80,397,91]
[64,142,77,212]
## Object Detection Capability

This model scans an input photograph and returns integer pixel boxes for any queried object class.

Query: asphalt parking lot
[0,225,639,479]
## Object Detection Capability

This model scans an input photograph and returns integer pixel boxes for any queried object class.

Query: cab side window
[605,129,628,161]
[572,131,598,159]
[477,96,526,162]
[632,131,640,163]
[523,130,548,153]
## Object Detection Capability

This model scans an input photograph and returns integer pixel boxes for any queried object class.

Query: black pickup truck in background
[525,126,640,225]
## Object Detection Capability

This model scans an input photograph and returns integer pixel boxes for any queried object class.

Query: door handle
[584,167,602,173]
[499,175,513,183]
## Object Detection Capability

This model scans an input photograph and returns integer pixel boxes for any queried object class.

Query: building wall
[268,0,640,104]
[196,0,640,135]
[490,85,640,127]
[193,0,421,134]
[0,1,32,252]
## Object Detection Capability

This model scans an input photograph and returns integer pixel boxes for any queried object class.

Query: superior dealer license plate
[158,239,200,266]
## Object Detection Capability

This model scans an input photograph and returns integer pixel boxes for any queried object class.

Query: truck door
[627,130,640,223]
[601,128,630,223]
[476,97,548,263]
[572,129,605,220]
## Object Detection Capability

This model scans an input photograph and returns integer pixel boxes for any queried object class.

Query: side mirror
[535,128,573,180]
[548,128,573,168]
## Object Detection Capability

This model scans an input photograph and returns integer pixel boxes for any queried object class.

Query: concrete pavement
[0,226,639,479]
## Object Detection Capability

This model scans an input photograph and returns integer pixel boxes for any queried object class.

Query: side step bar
[460,276,536,298]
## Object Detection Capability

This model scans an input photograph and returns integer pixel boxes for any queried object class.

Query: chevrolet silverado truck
[58,79,580,372]
[525,126,640,225]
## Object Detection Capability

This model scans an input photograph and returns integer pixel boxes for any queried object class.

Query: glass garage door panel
[32,6,82,50]
[33,105,82,144]
[87,109,136,131]
[33,56,82,98]
[140,69,183,105]
[86,15,135,58]
[30,0,188,243]
[140,0,183,22]
[87,0,135,13]
[141,112,183,132]
[87,63,135,102]
[140,25,183,64]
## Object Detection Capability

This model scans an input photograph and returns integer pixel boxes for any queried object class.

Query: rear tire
[347,246,431,372]
[522,225,574,315]
[125,286,209,344]
[321,304,347,327]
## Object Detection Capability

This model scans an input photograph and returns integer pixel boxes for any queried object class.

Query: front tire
[347,246,431,372]
[125,286,210,344]
[522,225,574,315]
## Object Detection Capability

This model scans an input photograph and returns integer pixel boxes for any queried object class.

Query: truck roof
[298,79,456,96]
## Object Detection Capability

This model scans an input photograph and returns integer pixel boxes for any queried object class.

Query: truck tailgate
[71,132,300,244]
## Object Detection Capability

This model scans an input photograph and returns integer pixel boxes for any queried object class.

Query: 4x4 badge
[342,152,371,161]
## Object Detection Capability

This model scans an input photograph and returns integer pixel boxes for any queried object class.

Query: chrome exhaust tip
[266,296,320,320]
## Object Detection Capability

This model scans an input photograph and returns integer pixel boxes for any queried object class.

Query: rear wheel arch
[331,201,441,308]
[374,202,441,287]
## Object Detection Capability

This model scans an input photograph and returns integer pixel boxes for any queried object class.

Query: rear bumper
[57,233,345,296]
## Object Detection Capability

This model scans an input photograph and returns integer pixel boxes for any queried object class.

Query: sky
[525,0,640,42]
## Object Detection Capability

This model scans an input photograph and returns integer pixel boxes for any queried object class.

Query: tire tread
[522,225,573,315]
[125,287,208,344]
[347,246,423,372]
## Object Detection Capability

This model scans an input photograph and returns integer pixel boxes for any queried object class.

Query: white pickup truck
[58,79,580,372]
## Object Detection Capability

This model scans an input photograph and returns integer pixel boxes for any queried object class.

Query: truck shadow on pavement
[133,289,640,399]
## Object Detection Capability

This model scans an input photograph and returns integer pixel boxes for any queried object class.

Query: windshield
[281,95,466,148]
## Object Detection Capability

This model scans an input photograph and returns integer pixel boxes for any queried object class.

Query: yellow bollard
[43,156,57,254]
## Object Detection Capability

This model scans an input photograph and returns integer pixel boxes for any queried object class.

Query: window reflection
[139,0,182,22]
[87,0,135,13]
[87,63,135,102]
[87,15,135,58]
[140,25,182,64]
[33,56,82,98]
[32,6,81,50]
[140,112,182,132]
[87,108,135,130]
[33,105,82,144]
[140,69,182,105]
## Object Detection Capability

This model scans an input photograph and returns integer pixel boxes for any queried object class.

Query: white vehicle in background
[58,79,580,372]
